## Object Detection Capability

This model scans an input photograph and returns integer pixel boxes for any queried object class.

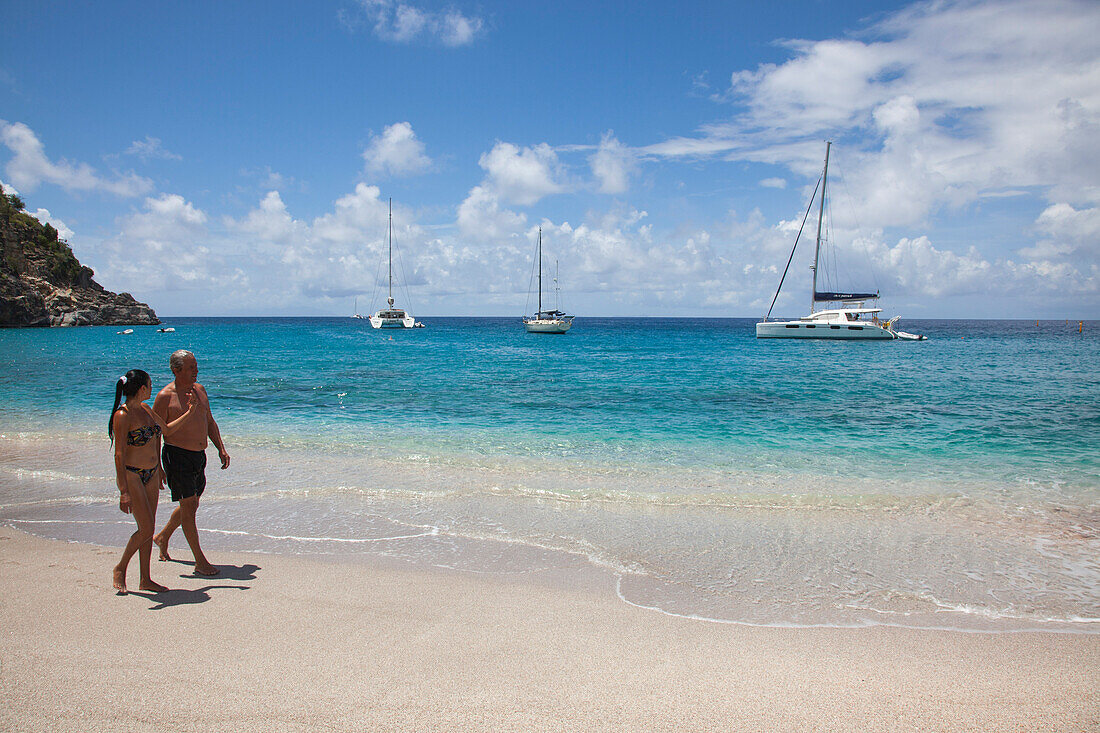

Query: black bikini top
[126,423,161,447]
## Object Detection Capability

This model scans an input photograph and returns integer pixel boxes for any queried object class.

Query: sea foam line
[200,526,440,543]
[614,576,1100,634]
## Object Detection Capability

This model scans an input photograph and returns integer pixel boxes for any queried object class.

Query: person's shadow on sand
[133,584,251,610]
[127,562,262,609]
[160,558,262,581]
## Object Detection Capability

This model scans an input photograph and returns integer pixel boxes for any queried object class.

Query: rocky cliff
[0,186,159,327]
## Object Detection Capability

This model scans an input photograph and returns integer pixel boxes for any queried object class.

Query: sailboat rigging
[523,227,574,334]
[756,142,925,341]
[370,198,423,329]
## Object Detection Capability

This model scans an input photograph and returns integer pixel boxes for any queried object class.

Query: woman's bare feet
[193,563,219,576]
[112,566,127,594]
[153,533,171,561]
[138,579,169,593]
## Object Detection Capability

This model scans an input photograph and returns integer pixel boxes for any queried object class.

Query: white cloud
[311,182,389,244]
[456,185,526,243]
[589,132,636,194]
[760,177,787,189]
[227,190,306,245]
[1020,201,1100,262]
[239,166,295,191]
[30,208,74,241]
[91,193,239,303]
[645,0,1100,228]
[125,136,181,162]
[479,141,566,206]
[0,121,152,197]
[362,122,431,177]
[347,0,484,46]
[439,10,482,46]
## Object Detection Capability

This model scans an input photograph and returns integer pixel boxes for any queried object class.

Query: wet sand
[0,526,1096,731]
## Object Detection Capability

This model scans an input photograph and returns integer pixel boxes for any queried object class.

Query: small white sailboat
[370,199,417,330]
[523,227,573,334]
[757,142,925,341]
[351,297,365,319]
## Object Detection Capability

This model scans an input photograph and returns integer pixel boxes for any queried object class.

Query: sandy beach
[0,527,1095,731]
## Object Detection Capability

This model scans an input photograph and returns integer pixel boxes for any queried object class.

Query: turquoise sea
[1,317,1097,631]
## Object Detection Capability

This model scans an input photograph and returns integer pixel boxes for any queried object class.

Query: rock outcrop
[0,186,158,327]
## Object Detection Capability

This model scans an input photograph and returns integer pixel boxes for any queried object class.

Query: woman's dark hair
[108,369,151,441]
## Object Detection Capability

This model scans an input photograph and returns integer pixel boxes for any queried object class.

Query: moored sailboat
[756,142,925,341]
[523,227,573,334]
[370,199,418,329]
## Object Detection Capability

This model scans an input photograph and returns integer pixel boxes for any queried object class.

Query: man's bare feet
[112,567,127,594]
[138,579,169,593]
[194,564,219,576]
[153,534,171,561]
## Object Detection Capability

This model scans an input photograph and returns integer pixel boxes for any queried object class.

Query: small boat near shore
[757,142,925,341]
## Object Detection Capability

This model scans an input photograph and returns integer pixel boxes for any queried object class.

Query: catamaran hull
[524,320,571,334]
[756,321,895,339]
[370,316,416,329]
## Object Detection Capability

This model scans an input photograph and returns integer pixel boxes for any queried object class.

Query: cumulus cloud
[344,0,484,46]
[0,121,152,196]
[645,0,1100,227]
[30,208,74,241]
[479,141,566,206]
[89,193,247,305]
[362,122,431,177]
[228,190,306,244]
[239,166,296,191]
[589,132,636,194]
[456,185,526,243]
[125,136,181,162]
[1021,201,1100,262]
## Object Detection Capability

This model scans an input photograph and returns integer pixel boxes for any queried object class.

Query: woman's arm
[142,391,197,437]
[113,408,132,514]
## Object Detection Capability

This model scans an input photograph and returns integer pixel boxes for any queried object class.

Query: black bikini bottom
[125,465,158,486]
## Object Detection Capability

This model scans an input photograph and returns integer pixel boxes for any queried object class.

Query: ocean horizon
[1,316,1097,632]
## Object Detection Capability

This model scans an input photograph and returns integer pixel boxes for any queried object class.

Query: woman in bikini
[108,369,196,593]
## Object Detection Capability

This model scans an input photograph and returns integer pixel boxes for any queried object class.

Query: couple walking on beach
[108,349,230,593]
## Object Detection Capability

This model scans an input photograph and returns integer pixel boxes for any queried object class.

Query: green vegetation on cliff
[0,184,158,327]
[1,185,86,285]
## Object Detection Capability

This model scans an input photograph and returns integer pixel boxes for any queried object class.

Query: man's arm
[201,385,230,469]
[153,388,171,425]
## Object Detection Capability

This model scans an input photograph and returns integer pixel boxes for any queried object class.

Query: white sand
[0,527,1096,731]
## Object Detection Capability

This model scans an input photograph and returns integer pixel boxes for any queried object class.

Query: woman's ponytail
[109,370,151,441]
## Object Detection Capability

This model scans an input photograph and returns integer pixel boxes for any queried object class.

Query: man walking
[153,349,230,576]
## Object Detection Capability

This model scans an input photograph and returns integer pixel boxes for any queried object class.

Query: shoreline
[2,426,1098,634]
[1,526,1097,731]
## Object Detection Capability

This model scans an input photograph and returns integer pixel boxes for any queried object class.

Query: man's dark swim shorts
[162,444,207,502]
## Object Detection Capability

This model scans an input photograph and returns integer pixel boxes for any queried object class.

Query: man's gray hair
[169,350,194,373]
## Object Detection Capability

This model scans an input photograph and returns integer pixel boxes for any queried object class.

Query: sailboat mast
[811,141,831,315]
[537,227,543,315]
[387,198,394,307]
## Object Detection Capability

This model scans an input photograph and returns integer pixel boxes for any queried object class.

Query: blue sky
[2,0,1097,318]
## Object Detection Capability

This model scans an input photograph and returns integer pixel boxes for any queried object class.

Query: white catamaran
[523,227,574,334]
[370,198,419,329]
[757,142,925,341]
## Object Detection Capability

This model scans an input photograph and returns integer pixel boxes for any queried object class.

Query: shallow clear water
[0,317,1097,630]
